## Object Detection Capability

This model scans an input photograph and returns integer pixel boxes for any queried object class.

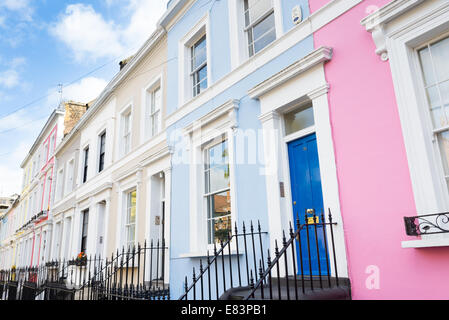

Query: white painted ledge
[179,251,242,258]
[402,238,449,248]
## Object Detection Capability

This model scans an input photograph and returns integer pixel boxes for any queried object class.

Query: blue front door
[288,133,328,276]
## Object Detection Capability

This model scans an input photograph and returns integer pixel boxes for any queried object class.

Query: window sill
[179,250,242,259]
[402,238,449,248]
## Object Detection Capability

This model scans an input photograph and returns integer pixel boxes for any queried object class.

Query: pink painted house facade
[310,0,449,299]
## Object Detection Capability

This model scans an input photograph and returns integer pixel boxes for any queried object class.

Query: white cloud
[0,0,33,21]
[50,4,124,63]
[0,112,47,196]
[50,0,166,62]
[0,57,27,89]
[0,69,19,88]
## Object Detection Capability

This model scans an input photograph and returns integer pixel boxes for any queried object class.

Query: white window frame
[228,0,283,69]
[123,189,137,249]
[142,75,163,142]
[56,167,65,202]
[183,100,239,255]
[243,0,276,58]
[82,145,90,184]
[362,0,449,248]
[203,138,232,246]
[178,14,212,106]
[66,158,75,194]
[191,35,208,98]
[98,130,107,173]
[120,104,133,158]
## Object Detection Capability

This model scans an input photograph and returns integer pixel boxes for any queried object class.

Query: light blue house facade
[160,0,349,299]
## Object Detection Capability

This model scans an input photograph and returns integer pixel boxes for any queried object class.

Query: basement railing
[179,221,268,300]
[246,210,343,300]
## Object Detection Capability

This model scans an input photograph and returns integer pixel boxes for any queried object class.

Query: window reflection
[205,140,231,244]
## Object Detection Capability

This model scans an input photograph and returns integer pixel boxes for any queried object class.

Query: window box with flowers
[75,252,87,267]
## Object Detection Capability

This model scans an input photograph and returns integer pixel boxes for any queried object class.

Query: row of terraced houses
[1,0,449,300]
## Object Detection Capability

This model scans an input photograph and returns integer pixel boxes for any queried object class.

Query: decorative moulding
[361,0,425,61]
[183,99,240,136]
[248,46,333,99]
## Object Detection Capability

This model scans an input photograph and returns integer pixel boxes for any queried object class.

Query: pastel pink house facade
[310,0,449,299]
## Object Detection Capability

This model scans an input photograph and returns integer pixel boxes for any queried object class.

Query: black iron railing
[246,210,341,300]
[404,212,449,236]
[0,239,169,300]
[84,240,169,300]
[180,210,347,300]
[179,221,268,300]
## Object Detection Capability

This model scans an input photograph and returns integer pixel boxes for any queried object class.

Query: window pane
[198,66,207,84]
[245,0,272,27]
[431,37,449,83]
[254,26,276,54]
[153,88,161,112]
[192,36,207,71]
[210,215,232,244]
[207,165,230,193]
[438,131,449,176]
[419,46,436,86]
[440,80,449,109]
[127,225,135,245]
[208,141,229,167]
[208,191,231,219]
[425,85,445,128]
[284,105,315,135]
[128,191,137,224]
[253,12,275,43]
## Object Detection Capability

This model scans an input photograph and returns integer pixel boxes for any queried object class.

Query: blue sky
[0,0,167,196]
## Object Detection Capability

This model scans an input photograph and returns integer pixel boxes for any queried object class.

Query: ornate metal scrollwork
[404,212,449,236]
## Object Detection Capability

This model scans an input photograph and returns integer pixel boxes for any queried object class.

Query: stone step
[220,277,351,300]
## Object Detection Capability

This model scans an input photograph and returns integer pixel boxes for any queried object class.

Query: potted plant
[75,252,87,267]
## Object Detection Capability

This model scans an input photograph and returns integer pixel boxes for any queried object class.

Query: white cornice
[361,0,425,61]
[159,0,194,31]
[139,146,172,168]
[258,111,280,124]
[248,47,332,99]
[183,99,240,136]
[76,182,113,204]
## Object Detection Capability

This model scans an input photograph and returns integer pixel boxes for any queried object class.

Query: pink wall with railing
[310,0,449,299]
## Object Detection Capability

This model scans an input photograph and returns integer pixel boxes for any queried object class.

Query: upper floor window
[44,141,49,162]
[148,86,162,138]
[82,146,89,184]
[204,139,231,244]
[98,132,106,173]
[49,133,56,158]
[244,0,276,57]
[191,35,208,97]
[419,36,449,190]
[66,159,74,194]
[56,168,64,201]
[121,108,132,156]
